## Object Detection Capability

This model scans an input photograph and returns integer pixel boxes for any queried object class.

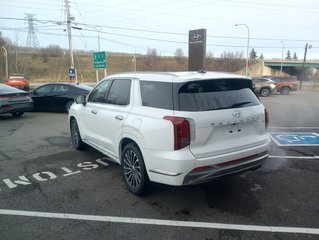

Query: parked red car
[270,76,298,95]
[4,75,30,91]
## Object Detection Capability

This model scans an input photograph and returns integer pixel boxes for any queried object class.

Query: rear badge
[232,110,242,118]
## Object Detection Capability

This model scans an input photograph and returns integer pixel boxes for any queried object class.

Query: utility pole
[300,43,312,90]
[65,0,76,82]
[2,46,8,80]
[235,24,250,76]
[280,40,284,75]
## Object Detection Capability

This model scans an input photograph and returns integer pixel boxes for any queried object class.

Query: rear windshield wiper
[205,101,252,111]
[231,101,251,108]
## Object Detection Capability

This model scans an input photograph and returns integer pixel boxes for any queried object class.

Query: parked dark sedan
[0,84,33,117]
[30,83,92,112]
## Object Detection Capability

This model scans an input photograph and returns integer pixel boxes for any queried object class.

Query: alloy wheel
[123,149,142,191]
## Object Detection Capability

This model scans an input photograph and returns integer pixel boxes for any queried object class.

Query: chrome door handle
[91,110,97,114]
[115,115,124,120]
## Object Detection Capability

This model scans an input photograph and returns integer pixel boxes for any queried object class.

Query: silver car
[252,77,276,97]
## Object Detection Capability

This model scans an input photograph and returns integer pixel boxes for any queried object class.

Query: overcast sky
[0,0,318,59]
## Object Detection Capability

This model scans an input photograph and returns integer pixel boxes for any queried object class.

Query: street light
[235,23,250,76]
[280,40,284,74]
[2,46,8,80]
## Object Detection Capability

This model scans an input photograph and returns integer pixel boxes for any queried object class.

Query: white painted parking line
[0,209,318,235]
[269,155,319,160]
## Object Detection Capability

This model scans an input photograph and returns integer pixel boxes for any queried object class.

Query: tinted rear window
[177,79,260,111]
[139,79,259,111]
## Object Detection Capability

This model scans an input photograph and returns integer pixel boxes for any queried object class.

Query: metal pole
[300,43,308,90]
[235,24,250,76]
[280,40,284,74]
[65,0,74,69]
[98,35,100,51]
[96,69,99,83]
[2,46,8,80]
[131,54,136,72]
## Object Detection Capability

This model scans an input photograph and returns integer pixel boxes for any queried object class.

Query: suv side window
[140,81,173,110]
[88,80,111,103]
[105,79,131,105]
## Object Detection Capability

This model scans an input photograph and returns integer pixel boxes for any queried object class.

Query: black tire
[280,86,290,95]
[11,112,24,117]
[70,118,86,150]
[66,101,74,112]
[260,87,271,97]
[121,143,149,195]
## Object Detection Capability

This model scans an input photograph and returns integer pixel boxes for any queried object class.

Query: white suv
[69,71,270,195]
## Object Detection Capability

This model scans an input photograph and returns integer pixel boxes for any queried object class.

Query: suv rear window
[140,78,259,111]
[177,79,260,111]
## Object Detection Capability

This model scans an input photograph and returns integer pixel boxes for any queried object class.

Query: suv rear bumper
[144,138,270,186]
[182,151,267,185]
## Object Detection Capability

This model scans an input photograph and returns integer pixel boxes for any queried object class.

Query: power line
[1,17,318,43]
[0,4,62,11]
[1,0,62,7]
[73,21,319,43]
[3,27,316,52]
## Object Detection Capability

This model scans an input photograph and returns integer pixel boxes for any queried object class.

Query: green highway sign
[93,51,106,69]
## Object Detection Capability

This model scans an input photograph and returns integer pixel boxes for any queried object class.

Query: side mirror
[75,95,87,106]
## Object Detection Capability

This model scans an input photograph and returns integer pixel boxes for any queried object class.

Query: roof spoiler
[197,68,206,73]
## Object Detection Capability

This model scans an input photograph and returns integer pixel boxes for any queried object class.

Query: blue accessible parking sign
[270,132,319,146]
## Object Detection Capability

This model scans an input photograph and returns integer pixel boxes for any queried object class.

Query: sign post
[68,68,77,82]
[93,51,107,82]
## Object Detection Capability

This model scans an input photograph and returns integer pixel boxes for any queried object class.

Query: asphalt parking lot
[0,91,318,240]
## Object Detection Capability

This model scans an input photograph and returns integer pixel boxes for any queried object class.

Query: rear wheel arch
[119,137,148,170]
[119,138,142,159]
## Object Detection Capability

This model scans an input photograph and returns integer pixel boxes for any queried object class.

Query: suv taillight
[264,108,269,129]
[163,116,190,150]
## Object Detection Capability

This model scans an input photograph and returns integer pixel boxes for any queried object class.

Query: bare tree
[174,48,185,64]
[145,47,158,67]
[249,48,257,60]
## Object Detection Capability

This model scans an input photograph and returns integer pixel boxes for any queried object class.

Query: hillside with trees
[0,32,269,83]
